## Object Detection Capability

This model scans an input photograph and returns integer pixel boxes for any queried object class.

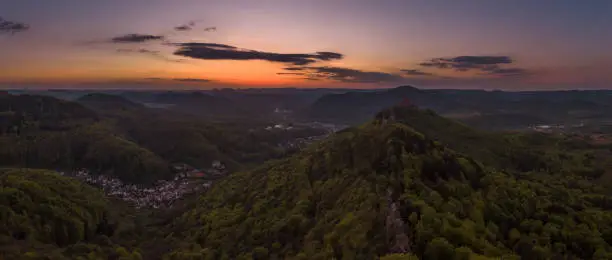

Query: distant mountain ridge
[78,93,145,112]
[305,86,612,130]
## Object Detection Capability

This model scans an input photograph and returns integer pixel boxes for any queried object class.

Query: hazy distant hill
[77,93,145,112]
[151,91,252,118]
[305,86,612,130]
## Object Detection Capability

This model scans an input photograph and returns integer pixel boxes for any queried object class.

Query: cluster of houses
[172,160,227,180]
[265,124,294,131]
[529,123,586,133]
[60,160,228,209]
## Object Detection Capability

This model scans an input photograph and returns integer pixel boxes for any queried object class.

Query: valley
[3,87,612,259]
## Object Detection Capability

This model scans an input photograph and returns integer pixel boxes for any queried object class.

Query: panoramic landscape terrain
[2,1,612,259]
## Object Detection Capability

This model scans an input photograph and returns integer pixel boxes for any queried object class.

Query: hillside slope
[0,168,143,259]
[0,94,172,183]
[165,109,612,259]
[1,93,319,183]
[376,106,611,178]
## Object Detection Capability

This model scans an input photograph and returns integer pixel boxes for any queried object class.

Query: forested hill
[165,106,612,259]
[375,106,612,178]
[1,93,98,133]
[0,93,316,184]
[0,93,172,184]
[0,168,143,259]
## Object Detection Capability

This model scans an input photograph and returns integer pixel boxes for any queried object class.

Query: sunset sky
[1,0,611,90]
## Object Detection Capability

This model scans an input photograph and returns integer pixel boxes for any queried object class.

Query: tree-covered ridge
[0,168,143,260]
[376,106,612,179]
[165,111,612,259]
[0,122,172,184]
[0,93,318,183]
[0,94,98,134]
[0,93,170,183]
[305,86,612,129]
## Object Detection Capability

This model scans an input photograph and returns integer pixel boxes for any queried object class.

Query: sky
[1,0,611,90]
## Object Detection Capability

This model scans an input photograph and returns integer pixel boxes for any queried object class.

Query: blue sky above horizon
[1,0,611,90]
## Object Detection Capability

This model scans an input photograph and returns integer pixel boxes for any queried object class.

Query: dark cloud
[484,67,532,77]
[0,17,30,34]
[283,67,306,71]
[170,42,237,49]
[117,48,160,54]
[172,42,343,65]
[400,69,434,76]
[419,55,531,77]
[175,21,196,31]
[420,55,512,71]
[111,34,164,43]
[288,66,404,83]
[116,48,184,63]
[174,25,192,31]
[315,52,343,61]
[203,27,217,32]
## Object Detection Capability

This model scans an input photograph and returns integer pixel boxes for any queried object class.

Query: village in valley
[56,121,342,209]
[58,160,228,209]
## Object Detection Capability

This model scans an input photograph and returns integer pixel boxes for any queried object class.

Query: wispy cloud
[418,55,532,77]
[0,17,30,34]
[111,34,164,43]
[116,48,184,62]
[174,21,196,31]
[145,77,213,83]
[282,66,405,83]
[482,67,532,77]
[203,27,217,32]
[276,72,306,75]
[400,69,435,76]
[419,56,512,71]
[173,20,216,32]
[172,78,213,82]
